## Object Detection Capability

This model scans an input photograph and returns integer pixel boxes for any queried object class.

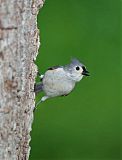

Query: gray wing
[47,65,62,70]
[34,82,43,93]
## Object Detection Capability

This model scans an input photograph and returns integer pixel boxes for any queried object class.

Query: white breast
[42,68,75,97]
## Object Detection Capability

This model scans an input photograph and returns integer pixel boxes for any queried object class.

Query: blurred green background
[30,0,121,160]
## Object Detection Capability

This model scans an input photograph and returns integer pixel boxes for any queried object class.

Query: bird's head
[64,58,90,82]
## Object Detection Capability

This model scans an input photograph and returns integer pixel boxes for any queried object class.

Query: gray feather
[70,58,83,67]
[34,83,43,93]
[47,65,62,70]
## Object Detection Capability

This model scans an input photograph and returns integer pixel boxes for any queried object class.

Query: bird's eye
[76,66,80,71]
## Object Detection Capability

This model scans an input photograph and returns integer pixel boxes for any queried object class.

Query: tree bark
[0,0,44,159]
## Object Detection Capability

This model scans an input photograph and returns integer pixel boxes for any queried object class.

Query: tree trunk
[0,0,44,159]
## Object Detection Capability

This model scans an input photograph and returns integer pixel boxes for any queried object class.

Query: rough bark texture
[0,0,44,159]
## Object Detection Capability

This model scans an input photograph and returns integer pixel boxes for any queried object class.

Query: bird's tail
[34,83,43,94]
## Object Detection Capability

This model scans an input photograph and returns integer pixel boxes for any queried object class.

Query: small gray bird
[34,58,89,107]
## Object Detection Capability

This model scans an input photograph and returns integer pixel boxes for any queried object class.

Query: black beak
[82,66,90,76]
[82,70,90,76]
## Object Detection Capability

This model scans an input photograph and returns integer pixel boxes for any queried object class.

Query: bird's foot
[34,96,49,111]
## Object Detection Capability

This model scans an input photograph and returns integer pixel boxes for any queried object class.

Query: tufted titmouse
[34,58,89,107]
